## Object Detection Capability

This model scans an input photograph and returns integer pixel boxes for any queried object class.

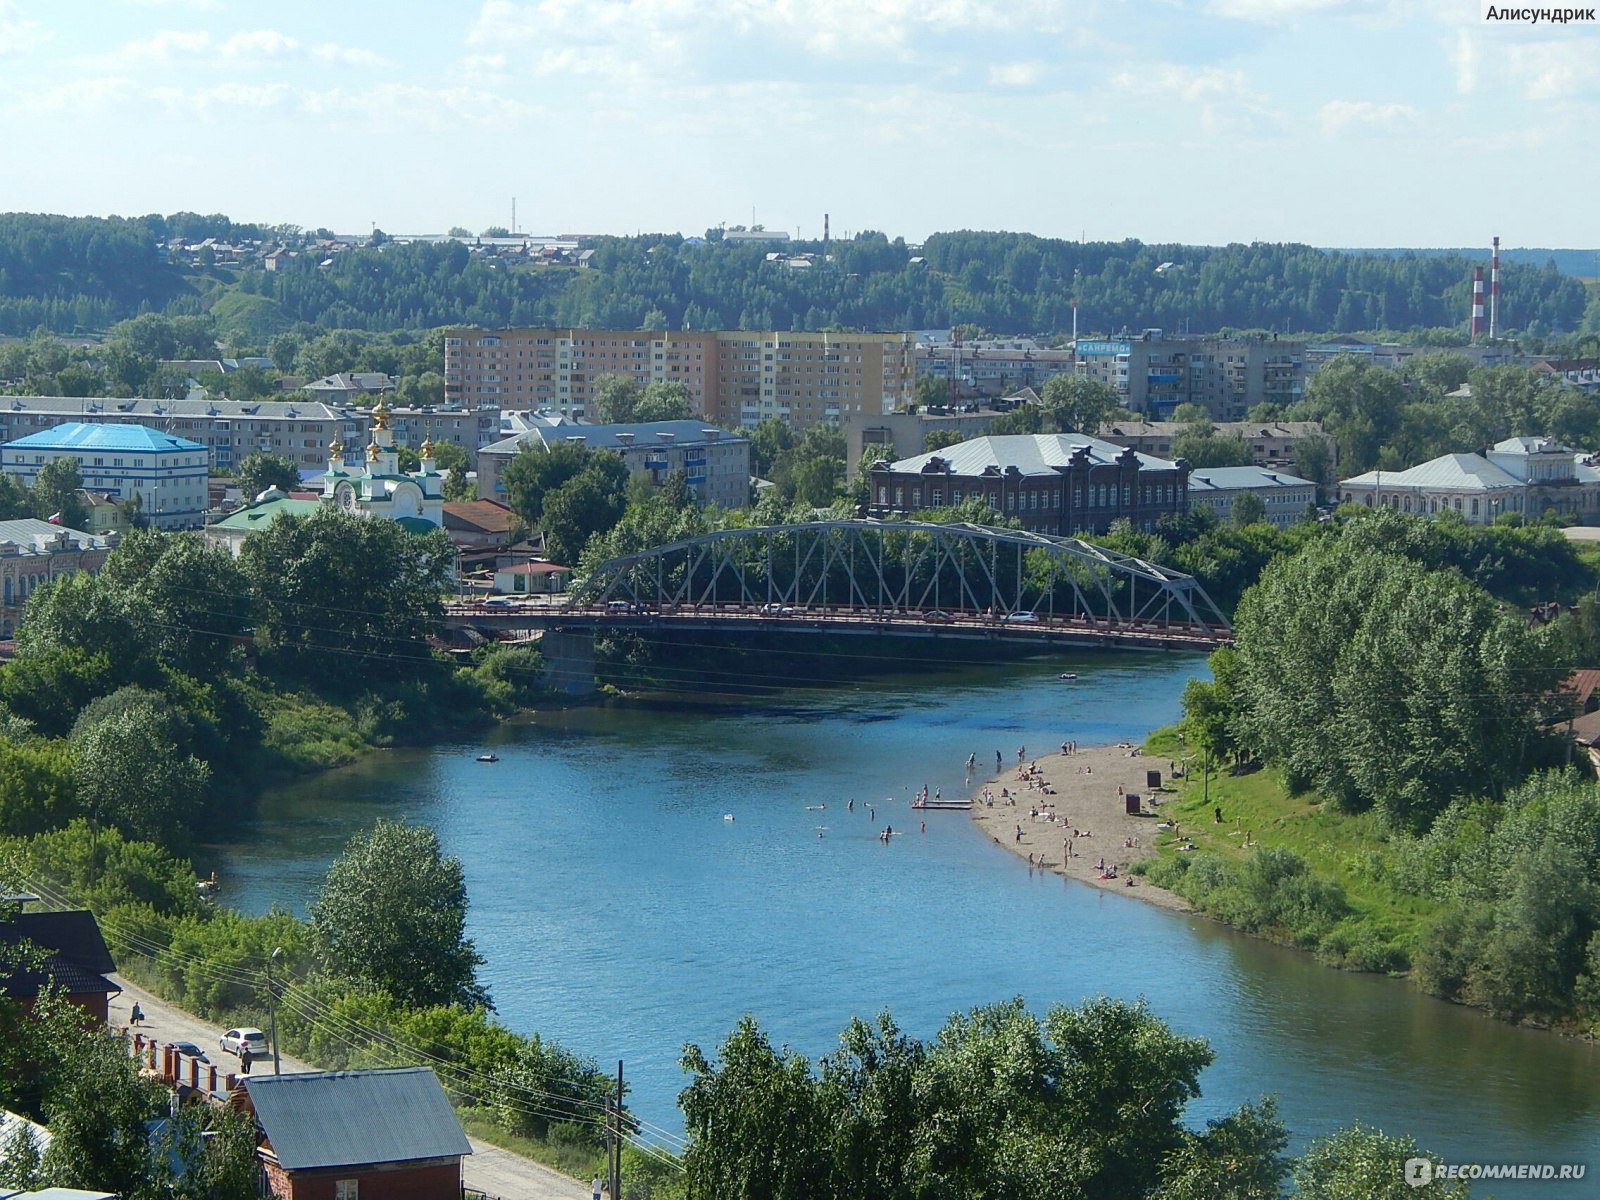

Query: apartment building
[914,338,1077,401]
[1098,420,1336,473]
[477,420,750,510]
[0,396,371,472]
[1,423,209,530]
[388,405,503,465]
[443,327,916,431]
[1074,333,1305,419]
[712,331,914,429]
[443,329,718,420]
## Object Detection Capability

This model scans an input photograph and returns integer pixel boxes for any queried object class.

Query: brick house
[0,908,119,1026]
[240,1068,471,1200]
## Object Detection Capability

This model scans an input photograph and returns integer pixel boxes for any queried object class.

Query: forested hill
[1,212,1593,342]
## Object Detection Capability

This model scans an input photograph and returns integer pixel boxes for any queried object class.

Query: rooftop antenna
[512,197,517,235]
[1072,267,1081,344]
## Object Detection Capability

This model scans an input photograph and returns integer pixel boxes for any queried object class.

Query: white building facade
[0,422,209,530]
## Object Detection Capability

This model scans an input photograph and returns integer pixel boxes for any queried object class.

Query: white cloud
[1506,39,1600,101]
[122,0,224,9]
[106,28,389,69]
[1112,63,1282,136]
[0,0,47,55]
[17,74,140,114]
[1207,0,1374,21]
[988,61,1041,86]
[1318,98,1418,135]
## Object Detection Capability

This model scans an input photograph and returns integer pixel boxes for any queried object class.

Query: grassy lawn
[458,1108,608,1181]
[1142,726,1439,960]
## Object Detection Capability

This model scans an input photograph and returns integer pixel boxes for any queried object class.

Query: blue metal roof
[2,422,205,453]
[243,1068,471,1170]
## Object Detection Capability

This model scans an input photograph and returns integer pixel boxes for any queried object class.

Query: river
[212,649,1600,1194]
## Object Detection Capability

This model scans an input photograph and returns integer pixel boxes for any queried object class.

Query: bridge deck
[444,601,1230,650]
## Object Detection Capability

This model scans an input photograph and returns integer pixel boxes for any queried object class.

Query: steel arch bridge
[564,520,1231,640]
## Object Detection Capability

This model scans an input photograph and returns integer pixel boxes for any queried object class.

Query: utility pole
[266,947,283,1076]
[610,1059,624,1200]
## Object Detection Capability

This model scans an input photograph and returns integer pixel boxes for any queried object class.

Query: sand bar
[964,741,1193,911]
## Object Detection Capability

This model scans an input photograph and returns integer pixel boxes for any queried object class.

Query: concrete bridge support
[540,628,597,696]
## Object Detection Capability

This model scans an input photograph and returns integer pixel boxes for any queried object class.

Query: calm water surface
[214,651,1600,1193]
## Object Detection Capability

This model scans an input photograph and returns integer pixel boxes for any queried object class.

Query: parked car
[482,597,513,608]
[170,1040,209,1063]
[1000,611,1038,623]
[220,1027,268,1057]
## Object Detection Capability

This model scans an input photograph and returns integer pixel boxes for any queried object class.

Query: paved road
[109,976,588,1200]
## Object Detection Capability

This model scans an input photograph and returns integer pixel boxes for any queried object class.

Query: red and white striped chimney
[1471,266,1485,339]
[1489,236,1500,339]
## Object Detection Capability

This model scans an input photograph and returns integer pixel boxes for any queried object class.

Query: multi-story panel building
[865,434,1188,536]
[0,397,371,472]
[914,338,1076,401]
[443,328,718,420]
[1,423,210,529]
[1074,333,1305,419]
[477,420,751,511]
[444,327,916,431]
[388,406,502,466]
[1098,420,1337,473]
[712,330,914,429]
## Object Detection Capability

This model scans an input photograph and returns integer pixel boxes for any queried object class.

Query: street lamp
[266,947,283,1076]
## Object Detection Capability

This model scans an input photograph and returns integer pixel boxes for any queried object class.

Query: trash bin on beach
[1125,793,1141,815]
[1146,769,1162,790]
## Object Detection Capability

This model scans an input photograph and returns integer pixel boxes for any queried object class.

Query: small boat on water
[476,753,499,763]
[1059,673,1078,680]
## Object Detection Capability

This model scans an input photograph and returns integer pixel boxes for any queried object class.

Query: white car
[220,1027,268,1057]
[1000,611,1038,623]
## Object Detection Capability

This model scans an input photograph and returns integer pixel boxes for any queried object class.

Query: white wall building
[0,422,209,530]
[1186,466,1316,528]
[1338,437,1600,524]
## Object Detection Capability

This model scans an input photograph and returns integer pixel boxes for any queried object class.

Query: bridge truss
[566,520,1231,636]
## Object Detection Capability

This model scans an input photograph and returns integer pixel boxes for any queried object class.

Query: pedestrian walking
[239,1044,253,1075]
[593,1177,603,1200]
[130,1002,144,1027]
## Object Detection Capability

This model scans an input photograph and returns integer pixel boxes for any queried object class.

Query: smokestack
[1471,266,1485,340]
[1489,236,1500,339]
[823,213,829,247]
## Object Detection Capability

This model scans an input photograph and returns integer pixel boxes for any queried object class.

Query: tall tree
[309,818,489,1008]
[1040,374,1120,435]
[29,459,87,529]
[500,440,593,525]
[235,450,300,498]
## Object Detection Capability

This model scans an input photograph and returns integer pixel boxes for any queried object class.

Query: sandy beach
[964,742,1193,911]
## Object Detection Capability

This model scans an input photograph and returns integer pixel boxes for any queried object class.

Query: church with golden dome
[318,400,445,531]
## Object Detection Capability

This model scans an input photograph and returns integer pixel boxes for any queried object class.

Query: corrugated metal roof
[3,421,205,453]
[1188,466,1313,492]
[891,434,1174,477]
[1341,454,1521,491]
[0,911,116,1000]
[244,1068,471,1170]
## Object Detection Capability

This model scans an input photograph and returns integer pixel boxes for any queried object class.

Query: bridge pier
[540,628,597,696]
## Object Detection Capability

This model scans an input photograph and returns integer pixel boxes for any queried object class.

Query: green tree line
[1,212,1593,340]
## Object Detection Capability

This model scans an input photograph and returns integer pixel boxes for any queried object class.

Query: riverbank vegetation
[1152,511,1600,1029]
[4,816,619,1178]
[676,997,1470,1200]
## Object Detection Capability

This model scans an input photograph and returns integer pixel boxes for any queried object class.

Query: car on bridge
[922,609,956,624]
[999,611,1038,623]
[759,602,797,616]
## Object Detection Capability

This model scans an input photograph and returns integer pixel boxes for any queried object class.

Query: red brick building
[0,907,119,1026]
[240,1068,472,1200]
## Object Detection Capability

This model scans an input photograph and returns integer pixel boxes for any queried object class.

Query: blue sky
[0,0,1595,246]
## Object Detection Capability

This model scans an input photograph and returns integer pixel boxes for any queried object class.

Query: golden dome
[328,439,344,460]
[366,441,380,463]
[420,438,435,460]
[370,400,391,432]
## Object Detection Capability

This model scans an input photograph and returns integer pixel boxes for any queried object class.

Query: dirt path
[109,977,590,1199]
[966,741,1193,910]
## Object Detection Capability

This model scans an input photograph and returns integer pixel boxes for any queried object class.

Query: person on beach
[996,750,1003,770]
[967,752,977,772]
